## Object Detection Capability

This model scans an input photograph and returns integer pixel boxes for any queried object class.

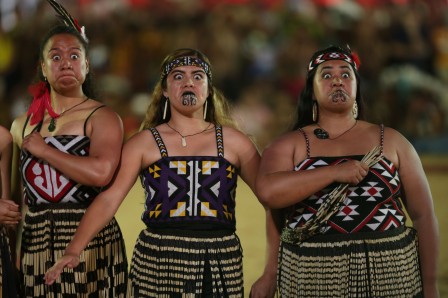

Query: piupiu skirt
[128,228,244,297]
[1,226,19,297]
[278,226,422,297]
[20,204,128,298]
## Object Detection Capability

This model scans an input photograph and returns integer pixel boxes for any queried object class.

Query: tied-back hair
[141,48,237,130]
[36,24,96,99]
[291,45,365,131]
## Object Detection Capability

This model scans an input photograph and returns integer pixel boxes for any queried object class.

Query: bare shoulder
[0,126,12,150]
[221,126,254,144]
[131,127,166,167]
[382,126,416,168]
[87,101,122,122]
[84,101,123,137]
[0,125,12,138]
[10,113,29,146]
[263,129,305,154]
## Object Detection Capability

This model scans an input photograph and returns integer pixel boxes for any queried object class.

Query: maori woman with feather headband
[44,48,272,297]
[10,0,127,296]
[255,45,439,297]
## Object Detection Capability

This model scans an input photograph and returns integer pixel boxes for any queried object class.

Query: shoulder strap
[83,105,106,136]
[215,125,224,158]
[297,128,310,158]
[22,115,42,138]
[379,124,384,156]
[149,127,168,157]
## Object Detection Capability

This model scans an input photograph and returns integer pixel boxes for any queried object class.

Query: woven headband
[308,51,360,72]
[161,56,212,82]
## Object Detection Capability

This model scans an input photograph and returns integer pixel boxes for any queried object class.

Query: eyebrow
[319,65,351,72]
[48,46,82,53]
[171,69,206,74]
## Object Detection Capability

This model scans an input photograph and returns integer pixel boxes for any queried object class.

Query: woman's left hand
[44,253,80,285]
[250,272,277,298]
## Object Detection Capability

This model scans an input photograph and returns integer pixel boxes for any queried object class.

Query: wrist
[64,246,81,258]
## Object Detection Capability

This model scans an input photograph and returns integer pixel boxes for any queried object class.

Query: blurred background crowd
[1,0,448,152]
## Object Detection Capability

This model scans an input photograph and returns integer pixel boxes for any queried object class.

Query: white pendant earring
[163,98,168,120]
[203,100,208,120]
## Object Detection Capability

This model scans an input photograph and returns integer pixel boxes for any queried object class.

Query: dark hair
[141,48,236,130]
[37,25,96,99]
[291,45,365,130]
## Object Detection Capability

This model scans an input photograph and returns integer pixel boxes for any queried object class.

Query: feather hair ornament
[45,0,88,42]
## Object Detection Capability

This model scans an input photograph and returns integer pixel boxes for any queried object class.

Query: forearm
[257,167,335,209]
[40,147,118,187]
[413,214,439,297]
[262,209,281,275]
[65,196,120,256]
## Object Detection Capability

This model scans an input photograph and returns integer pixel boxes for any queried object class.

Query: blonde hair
[140,48,237,130]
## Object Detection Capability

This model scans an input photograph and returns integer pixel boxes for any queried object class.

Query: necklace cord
[166,122,213,147]
[315,120,357,140]
[47,98,89,132]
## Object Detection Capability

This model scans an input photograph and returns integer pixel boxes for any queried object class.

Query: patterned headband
[161,56,212,82]
[308,51,360,72]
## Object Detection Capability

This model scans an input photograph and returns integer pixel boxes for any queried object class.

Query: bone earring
[352,101,358,119]
[163,98,168,120]
[203,100,208,120]
[312,101,318,122]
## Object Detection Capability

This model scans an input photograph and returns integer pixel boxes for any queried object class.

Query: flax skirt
[0,226,19,297]
[128,228,244,297]
[278,226,422,297]
[20,205,128,298]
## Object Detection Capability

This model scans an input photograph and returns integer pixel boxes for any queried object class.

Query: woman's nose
[184,76,194,86]
[61,59,73,69]
[332,76,342,86]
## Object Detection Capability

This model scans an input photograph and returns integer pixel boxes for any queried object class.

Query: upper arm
[0,127,13,198]
[392,131,434,221]
[100,134,145,207]
[87,107,124,175]
[222,128,260,191]
[258,132,301,178]
[236,134,260,191]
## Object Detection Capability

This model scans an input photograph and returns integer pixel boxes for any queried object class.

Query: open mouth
[330,90,348,102]
[182,92,197,106]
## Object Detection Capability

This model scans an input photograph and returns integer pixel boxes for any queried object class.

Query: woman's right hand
[0,198,21,225]
[333,160,369,185]
[44,253,80,285]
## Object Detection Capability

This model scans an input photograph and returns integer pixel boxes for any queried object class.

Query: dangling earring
[312,101,318,122]
[203,100,208,120]
[352,101,358,119]
[163,98,168,120]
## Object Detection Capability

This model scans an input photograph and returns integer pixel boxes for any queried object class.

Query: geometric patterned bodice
[21,135,101,206]
[285,125,407,234]
[20,108,104,207]
[140,125,239,231]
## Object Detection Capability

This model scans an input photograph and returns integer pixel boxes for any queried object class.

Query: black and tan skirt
[278,226,422,297]
[128,228,244,297]
[20,204,128,298]
[1,226,19,298]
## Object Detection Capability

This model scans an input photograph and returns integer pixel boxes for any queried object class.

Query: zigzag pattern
[287,156,406,234]
[141,126,237,229]
[215,125,224,158]
[149,127,168,157]
[21,135,100,205]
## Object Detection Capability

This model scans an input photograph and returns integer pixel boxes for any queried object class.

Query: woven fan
[281,145,383,244]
